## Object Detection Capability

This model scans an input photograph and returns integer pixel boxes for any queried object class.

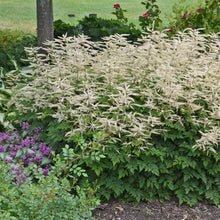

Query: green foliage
[0,64,33,131]
[78,15,141,42]
[8,31,220,206]
[166,0,220,34]
[0,147,99,219]
[0,31,37,72]
[53,19,83,38]
[112,3,128,23]
[54,15,141,43]
[139,0,162,31]
[79,132,220,206]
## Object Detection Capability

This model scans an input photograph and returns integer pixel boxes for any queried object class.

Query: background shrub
[54,15,142,43]
[166,0,220,34]
[0,32,37,72]
[139,0,162,31]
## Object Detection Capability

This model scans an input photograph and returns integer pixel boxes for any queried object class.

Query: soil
[92,198,220,220]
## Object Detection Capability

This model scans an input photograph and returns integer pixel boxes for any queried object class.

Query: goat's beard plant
[0,122,54,184]
[8,29,220,205]
[11,30,220,154]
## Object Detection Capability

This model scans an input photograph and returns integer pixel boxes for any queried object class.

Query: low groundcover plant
[0,122,54,184]
[0,145,100,219]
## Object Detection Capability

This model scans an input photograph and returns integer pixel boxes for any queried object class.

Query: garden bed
[93,198,220,220]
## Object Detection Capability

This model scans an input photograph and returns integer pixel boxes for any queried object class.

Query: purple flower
[1,122,55,184]
[9,144,14,150]
[16,180,21,185]
[21,139,31,147]
[34,127,43,134]
[0,145,6,152]
[5,158,12,163]
[31,147,37,152]
[24,159,30,166]
[22,122,30,130]
[10,152,17,158]
[42,168,49,176]
[34,155,42,161]
[0,132,10,142]
[14,145,22,150]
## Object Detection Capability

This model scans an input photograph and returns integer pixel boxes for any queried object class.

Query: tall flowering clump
[0,122,54,184]
[10,30,220,155]
[7,30,220,206]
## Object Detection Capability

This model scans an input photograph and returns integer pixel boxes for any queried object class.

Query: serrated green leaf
[118,168,128,179]
[82,173,88,177]
[15,149,23,158]
[0,152,6,159]
[41,157,52,166]
[25,148,35,154]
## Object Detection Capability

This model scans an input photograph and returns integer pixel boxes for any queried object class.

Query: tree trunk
[36,0,54,47]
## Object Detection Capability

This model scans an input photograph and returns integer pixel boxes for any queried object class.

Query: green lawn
[0,0,201,34]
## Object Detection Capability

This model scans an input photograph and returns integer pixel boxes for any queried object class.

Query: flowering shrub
[9,30,220,205]
[167,0,220,34]
[112,3,128,23]
[139,0,162,31]
[0,122,54,184]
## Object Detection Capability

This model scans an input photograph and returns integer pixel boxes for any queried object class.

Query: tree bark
[36,0,54,47]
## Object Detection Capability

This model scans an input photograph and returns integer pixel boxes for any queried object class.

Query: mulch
[92,198,220,220]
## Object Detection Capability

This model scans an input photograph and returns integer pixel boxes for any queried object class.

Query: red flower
[114,4,120,9]
[197,8,204,13]
[189,26,195,29]
[167,26,173,32]
[143,13,148,18]
[181,13,186,20]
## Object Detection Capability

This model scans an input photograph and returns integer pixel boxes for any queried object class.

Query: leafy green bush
[0,63,33,131]
[54,14,142,43]
[0,31,36,72]
[166,0,220,34]
[0,67,12,117]
[53,19,83,39]
[0,145,99,219]
[9,30,220,206]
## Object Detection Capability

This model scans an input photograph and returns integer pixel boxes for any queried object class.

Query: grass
[0,0,202,34]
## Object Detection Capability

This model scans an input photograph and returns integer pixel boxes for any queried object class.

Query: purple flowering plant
[0,122,54,184]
